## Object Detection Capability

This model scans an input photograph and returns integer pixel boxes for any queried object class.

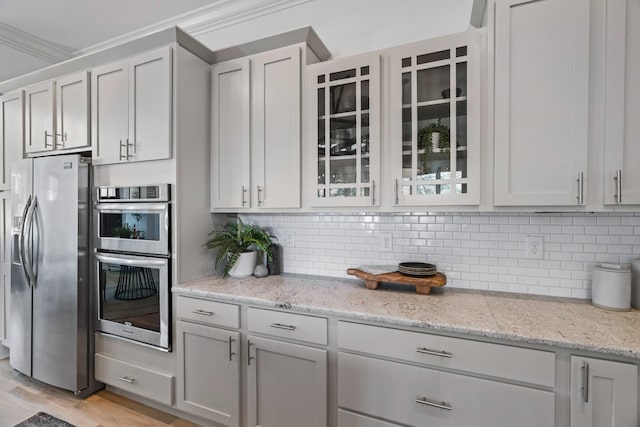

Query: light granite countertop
[173,274,640,359]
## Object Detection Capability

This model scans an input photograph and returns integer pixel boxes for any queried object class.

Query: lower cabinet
[176,320,240,426]
[246,335,327,427]
[570,356,638,427]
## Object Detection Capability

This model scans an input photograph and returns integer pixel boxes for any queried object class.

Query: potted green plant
[114,223,132,238]
[204,218,276,278]
[417,118,450,153]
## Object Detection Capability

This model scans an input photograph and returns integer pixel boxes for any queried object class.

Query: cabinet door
[570,356,638,427]
[391,31,481,206]
[211,58,251,210]
[602,0,640,205]
[24,81,55,154]
[251,46,301,209]
[176,321,240,426]
[247,335,327,427]
[128,47,172,162]
[92,60,129,165]
[494,0,590,206]
[0,192,8,343]
[55,71,90,150]
[0,90,24,190]
[309,54,381,207]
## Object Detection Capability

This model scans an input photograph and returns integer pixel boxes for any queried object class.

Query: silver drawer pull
[416,397,452,411]
[193,309,214,316]
[117,376,135,384]
[270,323,296,331]
[416,347,453,358]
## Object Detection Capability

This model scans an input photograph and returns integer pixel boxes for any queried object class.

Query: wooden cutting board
[347,268,446,295]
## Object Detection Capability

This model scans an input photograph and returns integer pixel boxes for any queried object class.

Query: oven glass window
[100,210,161,241]
[99,261,160,332]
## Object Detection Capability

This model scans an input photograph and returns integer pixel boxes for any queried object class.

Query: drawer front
[95,353,173,405]
[176,296,239,329]
[338,352,554,427]
[338,321,554,387]
[339,409,402,427]
[247,307,327,345]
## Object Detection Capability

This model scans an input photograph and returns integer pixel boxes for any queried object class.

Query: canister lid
[592,263,631,273]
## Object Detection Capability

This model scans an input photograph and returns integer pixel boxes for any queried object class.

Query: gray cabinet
[0,192,10,346]
[0,90,24,190]
[92,46,172,165]
[493,0,590,206]
[247,335,327,427]
[176,320,240,426]
[570,356,638,427]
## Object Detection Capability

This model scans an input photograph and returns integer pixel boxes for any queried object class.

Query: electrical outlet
[379,232,393,252]
[526,235,544,259]
[286,231,295,248]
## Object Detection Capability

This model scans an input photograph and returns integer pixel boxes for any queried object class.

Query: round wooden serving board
[347,268,446,295]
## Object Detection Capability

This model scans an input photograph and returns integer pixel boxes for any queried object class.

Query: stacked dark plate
[398,262,437,277]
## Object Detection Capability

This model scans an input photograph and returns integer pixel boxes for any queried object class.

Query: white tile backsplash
[239,212,640,299]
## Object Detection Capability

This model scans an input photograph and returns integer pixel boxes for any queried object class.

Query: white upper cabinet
[24,80,54,154]
[25,71,90,155]
[211,46,302,211]
[390,31,482,206]
[0,90,24,190]
[92,46,172,165]
[602,0,640,205]
[493,0,590,206]
[308,54,381,207]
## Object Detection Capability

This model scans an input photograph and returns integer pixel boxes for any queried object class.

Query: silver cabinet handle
[416,347,453,358]
[257,185,264,206]
[614,169,622,203]
[394,178,399,205]
[44,130,54,148]
[416,397,452,411]
[228,336,235,361]
[371,180,375,205]
[248,340,253,366]
[576,172,584,205]
[270,323,296,331]
[241,186,248,206]
[119,140,127,160]
[581,361,589,403]
[127,139,135,158]
[55,132,67,148]
[117,376,135,384]
[192,309,214,316]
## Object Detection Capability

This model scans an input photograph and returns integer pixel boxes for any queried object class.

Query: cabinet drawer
[95,353,173,406]
[176,296,239,329]
[247,307,327,345]
[338,409,402,427]
[338,352,554,427]
[338,321,554,387]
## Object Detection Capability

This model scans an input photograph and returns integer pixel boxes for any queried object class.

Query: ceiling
[0,0,223,82]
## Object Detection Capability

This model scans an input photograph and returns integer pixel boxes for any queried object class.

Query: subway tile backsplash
[239,212,640,299]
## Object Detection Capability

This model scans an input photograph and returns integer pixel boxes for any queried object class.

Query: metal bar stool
[114,266,158,300]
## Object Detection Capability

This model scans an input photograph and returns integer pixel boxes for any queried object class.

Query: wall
[240,212,640,299]
[196,0,474,60]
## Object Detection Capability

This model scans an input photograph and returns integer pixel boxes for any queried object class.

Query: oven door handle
[96,253,167,268]
[95,203,168,212]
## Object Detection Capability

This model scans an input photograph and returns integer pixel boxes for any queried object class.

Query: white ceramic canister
[591,263,632,311]
[632,259,640,309]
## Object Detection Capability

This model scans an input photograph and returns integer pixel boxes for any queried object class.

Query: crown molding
[0,21,73,63]
[72,0,313,57]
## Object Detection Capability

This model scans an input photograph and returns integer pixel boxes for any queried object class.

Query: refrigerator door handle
[18,195,32,287]
[24,195,38,288]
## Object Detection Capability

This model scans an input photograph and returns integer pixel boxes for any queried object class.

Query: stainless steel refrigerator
[10,154,100,396]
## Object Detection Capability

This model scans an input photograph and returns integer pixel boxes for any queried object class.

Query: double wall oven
[94,184,171,350]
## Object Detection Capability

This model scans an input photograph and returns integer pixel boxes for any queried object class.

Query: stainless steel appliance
[94,184,171,350]
[10,154,100,396]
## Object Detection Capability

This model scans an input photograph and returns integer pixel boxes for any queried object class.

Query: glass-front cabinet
[390,31,481,206]
[308,54,380,207]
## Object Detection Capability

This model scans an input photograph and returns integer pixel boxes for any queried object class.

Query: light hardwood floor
[0,358,199,427]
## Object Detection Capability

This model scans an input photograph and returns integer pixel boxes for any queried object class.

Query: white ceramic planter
[228,251,257,278]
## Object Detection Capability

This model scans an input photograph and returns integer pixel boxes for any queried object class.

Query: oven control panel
[96,184,170,202]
